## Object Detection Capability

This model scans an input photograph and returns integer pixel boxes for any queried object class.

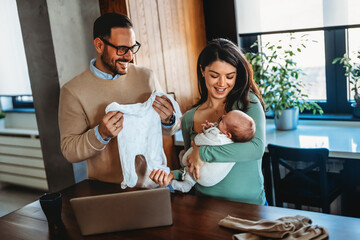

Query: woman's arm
[199,95,266,163]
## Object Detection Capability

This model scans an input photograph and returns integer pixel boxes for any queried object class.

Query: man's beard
[101,49,127,75]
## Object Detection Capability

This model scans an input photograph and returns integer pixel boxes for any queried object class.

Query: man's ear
[94,37,104,54]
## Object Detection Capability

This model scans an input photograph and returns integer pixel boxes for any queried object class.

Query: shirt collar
[89,58,121,80]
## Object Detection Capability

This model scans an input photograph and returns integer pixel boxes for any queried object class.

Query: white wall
[46,0,100,87]
[0,0,32,95]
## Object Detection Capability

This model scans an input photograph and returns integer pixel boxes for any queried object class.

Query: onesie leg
[140,165,159,189]
[170,172,196,193]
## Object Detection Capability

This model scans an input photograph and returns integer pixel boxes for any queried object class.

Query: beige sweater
[58,64,179,184]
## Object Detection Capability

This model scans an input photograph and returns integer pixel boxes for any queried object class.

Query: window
[261,31,326,101]
[240,27,360,115]
[0,96,34,112]
[0,1,34,113]
[236,0,360,117]
[347,28,360,101]
[0,0,32,96]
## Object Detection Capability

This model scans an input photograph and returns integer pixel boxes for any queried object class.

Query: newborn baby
[171,110,255,192]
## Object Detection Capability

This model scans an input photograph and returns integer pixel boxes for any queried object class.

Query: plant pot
[274,107,299,130]
[351,103,360,118]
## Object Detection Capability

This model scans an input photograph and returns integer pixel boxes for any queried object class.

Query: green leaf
[332,58,341,64]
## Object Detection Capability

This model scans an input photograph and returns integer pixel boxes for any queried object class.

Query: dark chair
[262,152,274,206]
[268,144,343,213]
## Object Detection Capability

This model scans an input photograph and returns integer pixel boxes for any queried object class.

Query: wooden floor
[0,182,44,217]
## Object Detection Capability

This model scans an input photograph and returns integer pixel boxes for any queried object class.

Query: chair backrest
[267,144,330,205]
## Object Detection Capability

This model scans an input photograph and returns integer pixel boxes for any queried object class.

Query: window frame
[239,25,359,116]
[0,95,34,113]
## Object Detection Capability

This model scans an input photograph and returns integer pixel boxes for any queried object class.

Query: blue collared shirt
[89,58,120,80]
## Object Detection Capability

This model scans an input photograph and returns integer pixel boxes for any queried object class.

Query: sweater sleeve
[58,86,107,163]
[199,95,266,163]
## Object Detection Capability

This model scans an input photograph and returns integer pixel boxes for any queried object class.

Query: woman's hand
[149,169,174,186]
[188,141,204,180]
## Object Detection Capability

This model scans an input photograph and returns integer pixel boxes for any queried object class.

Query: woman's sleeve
[199,96,266,163]
[181,114,192,151]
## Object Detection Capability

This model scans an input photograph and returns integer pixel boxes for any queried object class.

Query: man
[58,13,179,187]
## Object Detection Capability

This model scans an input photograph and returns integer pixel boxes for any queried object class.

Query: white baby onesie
[105,92,181,189]
[171,125,235,193]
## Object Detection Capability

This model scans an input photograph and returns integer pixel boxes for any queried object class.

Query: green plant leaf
[245,35,323,115]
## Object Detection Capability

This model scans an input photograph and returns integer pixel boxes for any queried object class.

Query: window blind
[235,0,360,36]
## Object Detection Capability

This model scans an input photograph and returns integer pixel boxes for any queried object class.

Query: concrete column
[46,0,99,86]
[16,0,100,191]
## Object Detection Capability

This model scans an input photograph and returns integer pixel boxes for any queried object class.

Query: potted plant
[0,108,4,119]
[332,50,360,118]
[245,33,323,130]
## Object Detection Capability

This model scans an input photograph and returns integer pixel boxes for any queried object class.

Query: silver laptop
[70,188,172,236]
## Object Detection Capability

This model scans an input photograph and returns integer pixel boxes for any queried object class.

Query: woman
[150,38,266,205]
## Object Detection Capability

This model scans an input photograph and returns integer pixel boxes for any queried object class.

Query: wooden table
[1,180,360,239]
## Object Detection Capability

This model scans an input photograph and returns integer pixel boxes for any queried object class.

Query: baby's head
[218,110,255,142]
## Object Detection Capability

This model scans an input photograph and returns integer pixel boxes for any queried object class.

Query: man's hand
[149,169,174,186]
[188,141,204,180]
[152,96,174,124]
[98,111,124,139]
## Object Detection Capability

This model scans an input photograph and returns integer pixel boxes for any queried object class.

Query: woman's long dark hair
[195,38,265,113]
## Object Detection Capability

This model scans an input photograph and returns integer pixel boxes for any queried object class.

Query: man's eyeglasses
[100,38,141,56]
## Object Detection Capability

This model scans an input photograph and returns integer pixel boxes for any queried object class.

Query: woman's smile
[214,87,227,94]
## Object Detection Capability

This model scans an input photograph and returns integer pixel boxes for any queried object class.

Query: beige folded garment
[219,215,328,240]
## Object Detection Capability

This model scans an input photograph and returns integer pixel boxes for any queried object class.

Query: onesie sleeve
[58,86,107,163]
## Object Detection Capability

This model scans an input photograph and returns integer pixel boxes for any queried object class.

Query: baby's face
[217,114,231,134]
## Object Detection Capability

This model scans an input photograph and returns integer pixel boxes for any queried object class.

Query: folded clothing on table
[219,215,328,240]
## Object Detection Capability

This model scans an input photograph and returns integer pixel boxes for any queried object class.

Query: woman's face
[201,60,237,101]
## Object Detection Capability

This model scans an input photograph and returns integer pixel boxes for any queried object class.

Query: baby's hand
[201,120,212,131]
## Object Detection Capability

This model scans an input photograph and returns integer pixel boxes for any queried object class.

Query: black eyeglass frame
[100,37,141,56]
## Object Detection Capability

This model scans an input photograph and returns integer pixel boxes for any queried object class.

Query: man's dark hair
[93,13,133,39]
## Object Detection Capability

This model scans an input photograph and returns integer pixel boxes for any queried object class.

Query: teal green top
[173,93,266,205]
